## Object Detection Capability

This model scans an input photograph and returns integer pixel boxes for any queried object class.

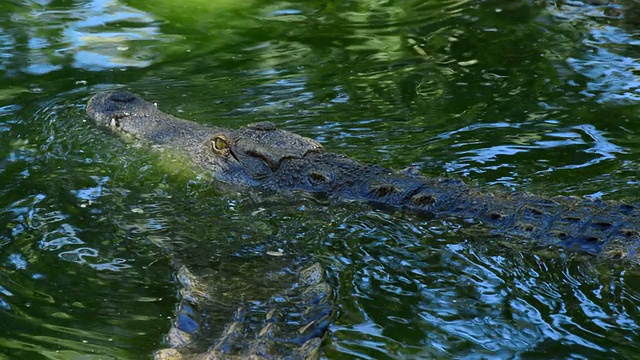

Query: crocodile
[87,90,640,259]
[86,90,640,357]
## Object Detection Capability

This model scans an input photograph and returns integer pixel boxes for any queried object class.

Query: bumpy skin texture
[87,90,640,259]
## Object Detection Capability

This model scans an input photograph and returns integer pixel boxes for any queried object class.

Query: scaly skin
[86,90,640,259]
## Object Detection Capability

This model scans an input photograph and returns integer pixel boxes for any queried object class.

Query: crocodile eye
[211,136,229,154]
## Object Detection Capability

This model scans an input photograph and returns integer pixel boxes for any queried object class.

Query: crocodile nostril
[109,91,137,103]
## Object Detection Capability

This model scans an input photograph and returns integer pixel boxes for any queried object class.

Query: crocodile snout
[86,90,154,128]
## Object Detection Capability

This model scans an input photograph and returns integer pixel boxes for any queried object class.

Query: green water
[2,0,640,358]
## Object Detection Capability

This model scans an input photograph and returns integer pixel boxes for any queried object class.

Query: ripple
[544,1,640,104]
[428,118,627,190]
[317,202,640,358]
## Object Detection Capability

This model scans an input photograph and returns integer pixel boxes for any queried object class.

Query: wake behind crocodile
[86,91,640,261]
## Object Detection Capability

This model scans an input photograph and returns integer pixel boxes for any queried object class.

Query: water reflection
[545,1,640,104]
[440,121,625,178]
[0,0,171,75]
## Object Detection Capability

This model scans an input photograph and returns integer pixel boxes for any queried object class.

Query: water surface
[2,0,640,358]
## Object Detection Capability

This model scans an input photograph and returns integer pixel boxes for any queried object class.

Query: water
[2,0,640,358]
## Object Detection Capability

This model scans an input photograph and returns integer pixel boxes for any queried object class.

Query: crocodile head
[86,91,325,184]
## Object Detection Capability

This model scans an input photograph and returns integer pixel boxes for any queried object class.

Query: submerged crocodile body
[86,90,640,358]
[155,262,332,360]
